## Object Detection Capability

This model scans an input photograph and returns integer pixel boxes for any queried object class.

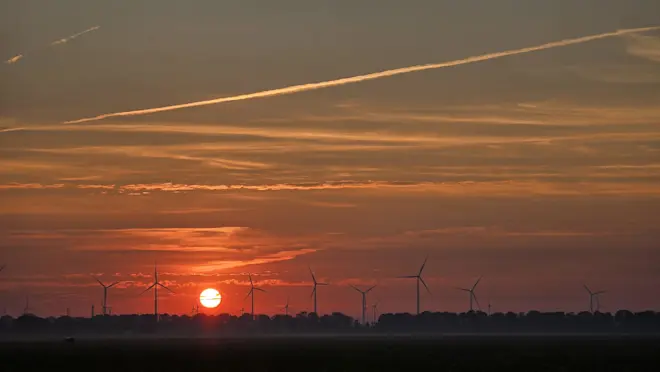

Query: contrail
[50,26,100,46]
[4,26,100,65]
[64,25,660,124]
[5,54,24,64]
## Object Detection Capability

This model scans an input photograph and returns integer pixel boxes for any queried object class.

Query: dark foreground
[1,335,659,371]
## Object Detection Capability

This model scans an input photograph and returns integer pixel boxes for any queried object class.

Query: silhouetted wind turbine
[350,284,376,324]
[280,296,291,316]
[309,267,328,314]
[245,274,265,318]
[372,300,380,323]
[457,277,482,312]
[584,285,606,313]
[92,276,120,316]
[23,296,30,315]
[397,256,430,315]
[140,262,174,322]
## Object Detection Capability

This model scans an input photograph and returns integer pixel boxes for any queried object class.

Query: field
[1,334,658,371]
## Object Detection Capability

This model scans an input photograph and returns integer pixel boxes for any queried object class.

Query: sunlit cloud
[624,33,660,62]
[191,248,318,272]
[1,180,659,197]
[565,64,660,84]
[0,183,65,190]
[404,227,608,238]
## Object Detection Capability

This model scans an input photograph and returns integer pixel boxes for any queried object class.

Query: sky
[1,0,659,318]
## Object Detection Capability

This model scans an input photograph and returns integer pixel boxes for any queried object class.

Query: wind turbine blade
[310,286,316,298]
[157,283,175,293]
[107,281,121,288]
[473,293,482,311]
[472,276,482,291]
[248,273,253,286]
[583,284,592,294]
[419,277,431,294]
[318,282,329,286]
[418,256,428,276]
[366,285,377,293]
[456,287,470,292]
[245,288,253,300]
[254,287,266,292]
[140,283,156,295]
[309,266,317,284]
[397,275,417,279]
[349,284,361,293]
[92,276,105,287]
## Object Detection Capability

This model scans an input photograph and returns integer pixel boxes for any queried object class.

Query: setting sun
[199,288,222,309]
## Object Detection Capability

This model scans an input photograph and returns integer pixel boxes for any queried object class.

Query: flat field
[1,334,658,371]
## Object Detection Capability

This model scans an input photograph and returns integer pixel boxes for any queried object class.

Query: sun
[199,288,222,309]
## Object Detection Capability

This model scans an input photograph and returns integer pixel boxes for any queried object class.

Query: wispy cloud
[63,26,660,124]
[624,33,660,62]
[190,248,318,272]
[1,180,659,197]
[0,183,65,190]
[404,226,607,238]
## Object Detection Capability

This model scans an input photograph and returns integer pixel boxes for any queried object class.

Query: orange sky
[1,1,660,318]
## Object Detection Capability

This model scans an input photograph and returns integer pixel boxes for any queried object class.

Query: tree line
[1,310,659,336]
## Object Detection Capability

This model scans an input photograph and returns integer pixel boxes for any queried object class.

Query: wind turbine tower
[372,300,380,323]
[245,274,265,318]
[309,267,328,314]
[23,296,30,315]
[140,262,174,322]
[397,257,430,315]
[457,277,482,312]
[584,285,606,313]
[281,297,291,316]
[92,276,121,316]
[350,284,376,324]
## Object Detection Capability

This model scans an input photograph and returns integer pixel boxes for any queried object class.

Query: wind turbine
[245,273,265,318]
[23,296,30,315]
[309,266,328,314]
[140,262,174,322]
[583,285,606,313]
[397,256,430,315]
[350,284,376,324]
[372,300,380,323]
[92,276,120,316]
[457,277,482,312]
[280,296,291,316]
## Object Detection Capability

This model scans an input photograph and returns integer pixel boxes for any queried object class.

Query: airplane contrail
[50,26,100,46]
[5,54,24,64]
[64,25,660,124]
[4,26,100,65]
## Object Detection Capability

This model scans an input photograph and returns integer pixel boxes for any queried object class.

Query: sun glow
[199,288,222,308]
